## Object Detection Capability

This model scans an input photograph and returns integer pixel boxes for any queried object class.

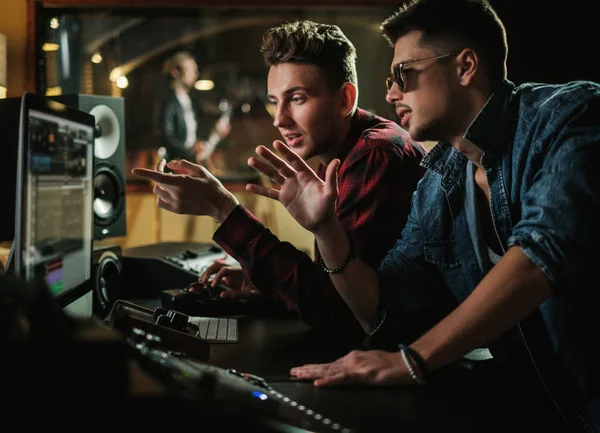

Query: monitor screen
[13,92,95,318]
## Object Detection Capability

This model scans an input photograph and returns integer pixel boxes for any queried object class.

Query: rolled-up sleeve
[508,94,600,290]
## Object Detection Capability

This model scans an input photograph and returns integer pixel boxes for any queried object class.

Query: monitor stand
[63,292,94,320]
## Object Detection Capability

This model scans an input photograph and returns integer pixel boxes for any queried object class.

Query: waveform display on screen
[20,108,94,300]
[32,184,85,246]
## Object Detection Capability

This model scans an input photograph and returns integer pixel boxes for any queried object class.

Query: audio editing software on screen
[22,109,94,297]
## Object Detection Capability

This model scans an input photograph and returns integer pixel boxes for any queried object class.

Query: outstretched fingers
[255,144,296,178]
[153,183,176,203]
[324,159,340,198]
[272,140,312,173]
[248,157,287,185]
[157,196,176,213]
[246,183,281,200]
[167,159,205,176]
[132,167,183,185]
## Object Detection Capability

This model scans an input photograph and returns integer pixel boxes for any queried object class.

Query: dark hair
[261,20,358,91]
[380,0,507,86]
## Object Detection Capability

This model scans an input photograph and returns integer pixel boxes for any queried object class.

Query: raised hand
[131,159,239,223]
[290,350,412,387]
[247,140,340,234]
[197,260,259,300]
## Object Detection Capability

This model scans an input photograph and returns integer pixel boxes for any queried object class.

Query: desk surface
[0,240,567,431]
[204,316,566,433]
[116,241,567,432]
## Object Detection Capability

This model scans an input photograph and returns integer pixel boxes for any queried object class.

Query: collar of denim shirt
[421,78,516,177]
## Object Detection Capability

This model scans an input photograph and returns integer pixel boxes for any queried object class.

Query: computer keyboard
[188,316,238,343]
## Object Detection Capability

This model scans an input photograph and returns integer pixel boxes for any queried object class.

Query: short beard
[409,118,445,143]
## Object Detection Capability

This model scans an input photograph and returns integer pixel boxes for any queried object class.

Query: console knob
[184,249,198,259]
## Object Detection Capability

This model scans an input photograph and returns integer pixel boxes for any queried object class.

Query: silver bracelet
[400,348,425,385]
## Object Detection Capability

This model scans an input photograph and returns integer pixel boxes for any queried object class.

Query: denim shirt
[372,79,600,432]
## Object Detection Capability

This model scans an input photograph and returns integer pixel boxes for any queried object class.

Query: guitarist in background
[157,51,231,172]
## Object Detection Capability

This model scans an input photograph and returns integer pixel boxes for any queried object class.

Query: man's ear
[170,66,181,80]
[339,82,357,117]
[456,48,478,86]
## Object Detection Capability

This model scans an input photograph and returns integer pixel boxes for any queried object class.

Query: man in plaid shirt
[133,21,426,333]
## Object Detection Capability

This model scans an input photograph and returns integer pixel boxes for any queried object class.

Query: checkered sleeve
[214,128,425,330]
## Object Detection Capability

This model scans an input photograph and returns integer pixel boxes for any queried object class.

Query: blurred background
[32,1,600,177]
[1,0,597,257]
[25,3,404,253]
[38,6,399,177]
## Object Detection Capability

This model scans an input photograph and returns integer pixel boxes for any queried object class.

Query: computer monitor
[13,92,95,319]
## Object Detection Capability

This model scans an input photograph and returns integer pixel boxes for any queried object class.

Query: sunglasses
[385,52,461,92]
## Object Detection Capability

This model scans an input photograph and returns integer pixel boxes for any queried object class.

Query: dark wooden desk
[204,316,567,433]
[116,242,567,432]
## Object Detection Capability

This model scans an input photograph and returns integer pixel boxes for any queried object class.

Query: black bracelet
[318,242,355,274]
[397,344,429,383]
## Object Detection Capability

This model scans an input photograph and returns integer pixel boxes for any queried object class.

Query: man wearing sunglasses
[249,1,600,431]
[133,21,427,334]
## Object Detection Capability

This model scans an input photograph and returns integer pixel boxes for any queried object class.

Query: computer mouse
[161,285,248,317]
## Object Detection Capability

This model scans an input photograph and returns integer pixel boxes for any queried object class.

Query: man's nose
[272,104,291,128]
[385,82,403,105]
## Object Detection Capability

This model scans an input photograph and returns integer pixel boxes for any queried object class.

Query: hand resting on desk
[290,350,416,388]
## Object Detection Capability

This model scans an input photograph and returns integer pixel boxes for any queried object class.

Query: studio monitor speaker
[92,245,124,319]
[53,94,127,240]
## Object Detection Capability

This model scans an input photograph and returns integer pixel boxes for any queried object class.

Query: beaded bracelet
[397,344,428,384]
[318,242,355,274]
[399,348,423,385]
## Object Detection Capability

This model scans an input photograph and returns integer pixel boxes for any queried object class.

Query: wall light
[194,79,214,91]
[109,67,122,82]
[42,43,60,52]
[0,34,7,99]
[116,76,129,89]
[45,86,63,96]
[91,52,103,64]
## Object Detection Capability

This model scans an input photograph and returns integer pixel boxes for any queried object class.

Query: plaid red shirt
[214,108,426,331]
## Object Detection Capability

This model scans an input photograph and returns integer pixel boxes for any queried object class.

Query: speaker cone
[94,163,125,228]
